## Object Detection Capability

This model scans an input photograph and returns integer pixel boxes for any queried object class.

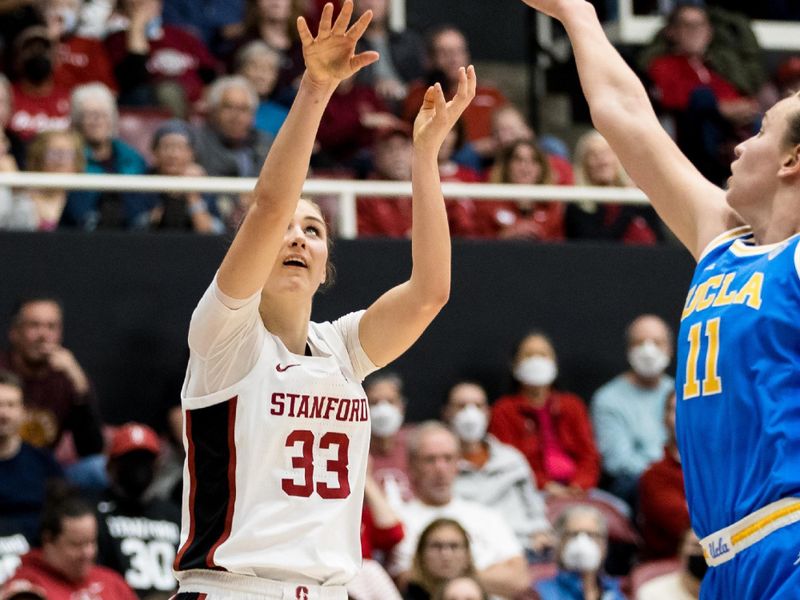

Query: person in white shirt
[390,422,529,599]
[172,3,476,599]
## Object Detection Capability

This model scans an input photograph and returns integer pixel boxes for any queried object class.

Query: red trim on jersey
[174,408,197,571]
[206,397,238,568]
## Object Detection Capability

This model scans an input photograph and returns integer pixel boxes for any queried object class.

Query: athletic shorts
[700,520,800,599]
[174,570,347,600]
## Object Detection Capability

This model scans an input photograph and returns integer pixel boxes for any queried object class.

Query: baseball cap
[108,423,161,459]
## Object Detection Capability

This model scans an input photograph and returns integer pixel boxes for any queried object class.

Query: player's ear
[779,144,800,178]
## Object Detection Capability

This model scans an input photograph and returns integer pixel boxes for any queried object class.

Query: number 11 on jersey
[683,317,723,399]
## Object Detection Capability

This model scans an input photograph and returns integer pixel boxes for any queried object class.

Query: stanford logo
[295,586,309,600]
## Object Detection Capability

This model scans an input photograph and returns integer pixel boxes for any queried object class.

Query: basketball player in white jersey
[171,3,476,599]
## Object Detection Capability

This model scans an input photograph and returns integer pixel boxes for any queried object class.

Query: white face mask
[561,532,603,573]
[514,356,557,387]
[451,405,488,443]
[369,402,403,438]
[628,340,670,379]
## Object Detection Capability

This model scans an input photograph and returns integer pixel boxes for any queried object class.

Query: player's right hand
[297,1,379,90]
[412,65,476,154]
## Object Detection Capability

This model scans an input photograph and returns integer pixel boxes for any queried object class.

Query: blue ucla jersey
[675,226,800,538]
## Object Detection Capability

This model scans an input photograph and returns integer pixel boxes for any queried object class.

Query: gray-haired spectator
[133,119,223,233]
[234,41,289,138]
[535,505,626,600]
[443,381,553,559]
[62,82,149,230]
[194,75,274,229]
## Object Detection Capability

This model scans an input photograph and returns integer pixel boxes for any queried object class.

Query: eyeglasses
[425,541,467,552]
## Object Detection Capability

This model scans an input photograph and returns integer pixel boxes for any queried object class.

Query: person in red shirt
[478,140,565,241]
[402,26,505,158]
[488,331,600,496]
[43,0,118,93]
[0,491,138,600]
[104,0,221,117]
[645,4,759,185]
[638,390,690,560]
[7,26,72,143]
[357,125,413,237]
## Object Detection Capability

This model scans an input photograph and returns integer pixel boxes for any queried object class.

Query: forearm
[407,149,451,308]
[560,3,655,131]
[253,74,335,206]
[478,556,530,598]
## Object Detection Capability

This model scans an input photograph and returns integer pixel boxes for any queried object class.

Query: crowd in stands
[1,0,796,240]
[0,298,696,599]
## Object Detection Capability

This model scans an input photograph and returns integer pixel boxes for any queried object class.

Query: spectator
[104,0,221,117]
[566,130,664,244]
[0,371,63,560]
[233,41,289,138]
[356,125,413,238]
[488,331,601,496]
[591,315,674,508]
[7,26,72,143]
[480,140,565,241]
[62,82,149,230]
[637,391,690,560]
[366,371,413,506]
[1,129,85,231]
[353,0,425,108]
[636,529,703,600]
[390,422,530,600]
[193,76,273,228]
[95,423,181,598]
[228,0,307,105]
[161,0,244,54]
[534,504,626,600]
[315,74,404,171]
[43,0,118,92]
[443,380,552,557]
[403,26,505,157]
[1,489,138,599]
[134,118,223,233]
[435,576,488,600]
[0,298,104,474]
[486,104,573,184]
[405,518,477,600]
[641,3,761,185]
[775,56,800,99]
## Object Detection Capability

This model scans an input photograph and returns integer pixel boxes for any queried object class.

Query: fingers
[317,2,334,37]
[421,84,436,109]
[453,65,477,105]
[433,82,447,118]
[346,8,374,41]
[297,16,314,46]
[332,0,354,35]
[350,50,380,72]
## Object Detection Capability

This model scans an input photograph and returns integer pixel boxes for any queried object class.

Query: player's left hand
[412,65,476,154]
[297,1,380,89]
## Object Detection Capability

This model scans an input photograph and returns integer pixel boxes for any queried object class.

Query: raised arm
[519,0,743,259]
[217,1,379,299]
[358,66,476,367]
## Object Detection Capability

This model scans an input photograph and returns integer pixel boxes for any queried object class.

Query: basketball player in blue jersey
[518,1,800,597]
[171,3,476,599]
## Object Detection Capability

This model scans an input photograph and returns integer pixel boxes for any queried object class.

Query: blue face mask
[58,8,79,34]
[145,16,162,40]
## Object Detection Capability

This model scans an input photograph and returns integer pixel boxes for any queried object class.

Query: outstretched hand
[297,1,380,89]
[413,65,477,154]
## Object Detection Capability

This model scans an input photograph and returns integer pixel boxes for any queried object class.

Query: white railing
[0,172,649,239]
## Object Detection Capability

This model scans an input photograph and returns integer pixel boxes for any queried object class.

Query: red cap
[108,423,160,458]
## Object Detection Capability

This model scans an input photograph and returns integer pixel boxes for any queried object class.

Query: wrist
[299,72,339,99]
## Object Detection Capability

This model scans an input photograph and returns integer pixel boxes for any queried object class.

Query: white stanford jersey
[174,281,377,587]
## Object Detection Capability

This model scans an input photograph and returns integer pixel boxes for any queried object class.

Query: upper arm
[357,282,445,368]
[591,100,743,259]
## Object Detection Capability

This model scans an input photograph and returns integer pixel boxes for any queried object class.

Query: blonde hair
[572,129,630,188]
[25,129,85,172]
